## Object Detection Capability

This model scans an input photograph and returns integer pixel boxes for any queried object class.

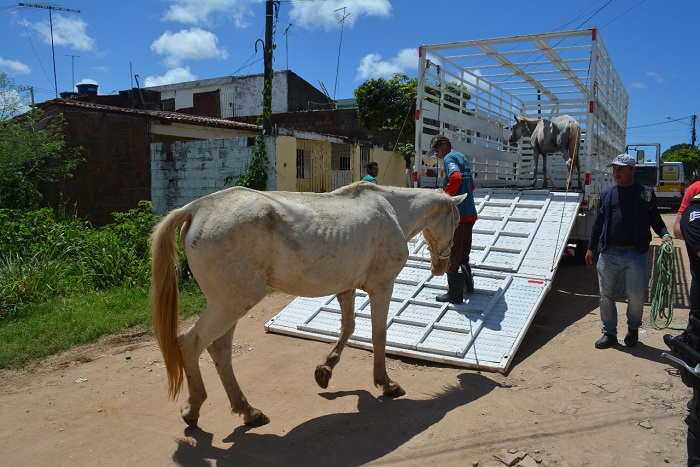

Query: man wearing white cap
[585,153,673,349]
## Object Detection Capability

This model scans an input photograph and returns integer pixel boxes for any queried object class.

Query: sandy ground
[0,211,693,467]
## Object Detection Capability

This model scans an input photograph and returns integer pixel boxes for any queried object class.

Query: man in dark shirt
[585,153,673,349]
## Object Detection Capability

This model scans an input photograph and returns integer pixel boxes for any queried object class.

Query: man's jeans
[596,249,648,336]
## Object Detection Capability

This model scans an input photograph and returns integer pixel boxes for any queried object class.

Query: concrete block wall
[151,137,277,214]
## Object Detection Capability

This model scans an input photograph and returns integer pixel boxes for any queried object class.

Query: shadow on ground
[171,373,499,466]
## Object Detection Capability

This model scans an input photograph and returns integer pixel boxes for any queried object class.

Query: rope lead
[650,241,684,330]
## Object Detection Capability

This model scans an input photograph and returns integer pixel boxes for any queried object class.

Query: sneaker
[595,334,618,349]
[624,328,638,347]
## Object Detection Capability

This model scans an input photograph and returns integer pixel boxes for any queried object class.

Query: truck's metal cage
[414,28,628,210]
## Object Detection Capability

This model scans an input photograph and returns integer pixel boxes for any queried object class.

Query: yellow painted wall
[274,135,298,192]
[355,146,409,187]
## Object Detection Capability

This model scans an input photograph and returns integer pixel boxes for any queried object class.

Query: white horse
[151,182,466,427]
[509,115,581,190]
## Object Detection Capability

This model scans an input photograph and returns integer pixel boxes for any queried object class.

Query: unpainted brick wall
[42,106,151,226]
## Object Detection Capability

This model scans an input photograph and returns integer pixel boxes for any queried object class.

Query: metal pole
[18,3,81,98]
[692,115,697,149]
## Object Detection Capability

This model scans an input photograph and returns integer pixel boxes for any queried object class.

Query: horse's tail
[569,119,581,169]
[150,207,191,400]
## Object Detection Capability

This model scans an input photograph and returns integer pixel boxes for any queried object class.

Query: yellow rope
[650,241,684,330]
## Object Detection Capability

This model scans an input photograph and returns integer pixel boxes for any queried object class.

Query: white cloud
[355,48,417,81]
[289,0,391,31]
[27,15,96,52]
[645,71,664,84]
[144,67,197,87]
[162,0,263,28]
[631,82,646,89]
[0,56,31,75]
[151,28,229,67]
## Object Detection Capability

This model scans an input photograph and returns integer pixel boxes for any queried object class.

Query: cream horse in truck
[151,182,466,427]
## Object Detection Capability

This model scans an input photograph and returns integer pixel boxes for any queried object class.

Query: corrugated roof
[38,98,261,131]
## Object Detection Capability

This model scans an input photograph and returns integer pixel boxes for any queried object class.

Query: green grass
[0,283,207,370]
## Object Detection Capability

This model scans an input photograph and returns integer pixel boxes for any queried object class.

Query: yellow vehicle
[627,143,686,209]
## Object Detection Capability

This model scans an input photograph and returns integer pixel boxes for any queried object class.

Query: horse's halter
[510,119,532,144]
[427,202,456,260]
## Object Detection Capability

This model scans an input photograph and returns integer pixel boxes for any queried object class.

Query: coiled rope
[650,240,684,330]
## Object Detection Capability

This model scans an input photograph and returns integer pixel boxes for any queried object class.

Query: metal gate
[296,140,329,193]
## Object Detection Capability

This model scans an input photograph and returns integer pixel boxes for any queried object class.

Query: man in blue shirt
[585,153,673,349]
[427,135,478,304]
[362,162,379,184]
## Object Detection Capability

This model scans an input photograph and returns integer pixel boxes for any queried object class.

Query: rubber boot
[461,264,474,293]
[436,272,465,304]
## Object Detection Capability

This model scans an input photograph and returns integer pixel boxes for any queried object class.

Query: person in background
[362,161,379,184]
[674,179,700,240]
[585,153,673,349]
[427,134,478,304]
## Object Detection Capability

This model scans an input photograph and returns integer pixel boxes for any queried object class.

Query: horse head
[508,115,528,145]
[423,193,468,276]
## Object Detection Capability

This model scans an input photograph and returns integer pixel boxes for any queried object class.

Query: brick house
[38,92,259,225]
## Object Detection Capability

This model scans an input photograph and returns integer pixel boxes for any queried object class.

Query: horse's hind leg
[178,303,249,427]
[315,289,355,390]
[368,283,405,398]
[207,324,269,426]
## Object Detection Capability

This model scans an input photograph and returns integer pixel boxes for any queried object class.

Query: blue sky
[1,0,698,153]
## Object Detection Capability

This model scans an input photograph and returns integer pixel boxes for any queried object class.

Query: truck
[267,29,628,374]
[626,143,686,209]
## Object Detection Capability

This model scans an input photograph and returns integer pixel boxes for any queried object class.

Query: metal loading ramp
[265,189,583,373]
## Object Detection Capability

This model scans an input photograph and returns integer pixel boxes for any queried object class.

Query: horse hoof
[244,410,270,427]
[383,383,406,398]
[182,415,199,428]
[314,365,332,389]
[181,406,200,427]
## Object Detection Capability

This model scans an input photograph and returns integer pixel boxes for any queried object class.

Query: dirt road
[0,211,691,466]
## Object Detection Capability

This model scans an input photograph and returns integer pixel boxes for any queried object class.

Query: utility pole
[333,7,351,102]
[262,1,279,135]
[18,3,81,99]
[692,114,697,149]
[66,54,79,92]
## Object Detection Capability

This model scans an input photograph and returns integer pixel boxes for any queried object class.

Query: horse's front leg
[207,324,269,426]
[541,152,548,188]
[530,150,540,188]
[315,289,356,390]
[368,283,405,397]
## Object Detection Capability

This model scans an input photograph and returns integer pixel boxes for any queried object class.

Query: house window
[296,149,310,179]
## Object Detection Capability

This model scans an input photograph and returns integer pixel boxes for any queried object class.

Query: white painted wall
[149,73,290,118]
[151,137,277,214]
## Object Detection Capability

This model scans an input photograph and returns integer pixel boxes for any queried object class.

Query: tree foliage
[0,73,84,209]
[354,73,417,144]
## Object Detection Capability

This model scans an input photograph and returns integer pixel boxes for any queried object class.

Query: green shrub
[0,202,162,317]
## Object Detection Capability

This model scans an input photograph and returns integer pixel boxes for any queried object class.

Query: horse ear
[452,193,469,206]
